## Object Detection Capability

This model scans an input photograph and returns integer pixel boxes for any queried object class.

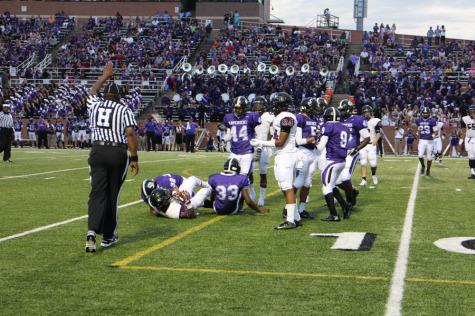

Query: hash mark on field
[455,188,462,192]
[125,179,135,182]
[385,164,421,316]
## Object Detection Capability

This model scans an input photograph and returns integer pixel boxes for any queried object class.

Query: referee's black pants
[0,128,13,161]
[88,145,129,239]
[146,131,154,151]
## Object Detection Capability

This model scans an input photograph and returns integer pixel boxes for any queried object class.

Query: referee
[85,61,139,253]
[0,103,14,163]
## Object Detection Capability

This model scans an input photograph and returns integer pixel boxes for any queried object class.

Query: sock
[469,160,475,175]
[286,204,296,223]
[340,180,354,204]
[427,160,432,172]
[332,188,347,209]
[362,176,367,181]
[294,206,301,221]
[298,201,307,213]
[371,167,377,176]
[324,193,338,217]
[418,158,425,168]
[249,185,256,199]
[259,187,266,200]
[87,230,96,237]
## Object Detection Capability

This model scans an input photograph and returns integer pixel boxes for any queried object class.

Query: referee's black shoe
[85,232,96,253]
[101,235,119,248]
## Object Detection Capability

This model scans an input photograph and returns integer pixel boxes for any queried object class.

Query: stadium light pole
[354,0,368,31]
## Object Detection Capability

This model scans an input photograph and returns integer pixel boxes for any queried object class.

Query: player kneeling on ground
[146,176,212,219]
[208,158,269,215]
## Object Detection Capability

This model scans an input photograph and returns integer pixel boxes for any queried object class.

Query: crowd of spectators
[55,14,204,79]
[194,24,346,72]
[0,11,75,67]
[1,82,143,119]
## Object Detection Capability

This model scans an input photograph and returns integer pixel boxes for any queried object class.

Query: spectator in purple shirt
[144,117,156,151]
[36,116,49,149]
[184,118,199,152]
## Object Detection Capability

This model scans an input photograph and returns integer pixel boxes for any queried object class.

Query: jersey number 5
[96,108,113,128]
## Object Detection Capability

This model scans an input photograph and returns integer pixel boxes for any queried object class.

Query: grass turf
[0,148,473,315]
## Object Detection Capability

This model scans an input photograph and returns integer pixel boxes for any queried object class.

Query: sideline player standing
[416,107,437,176]
[433,118,445,164]
[85,61,139,253]
[13,117,23,148]
[252,96,274,206]
[359,105,382,186]
[251,92,301,230]
[223,96,260,200]
[293,97,322,219]
[459,104,475,179]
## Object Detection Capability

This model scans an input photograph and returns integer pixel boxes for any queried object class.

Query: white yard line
[0,200,142,243]
[0,156,205,180]
[385,165,421,316]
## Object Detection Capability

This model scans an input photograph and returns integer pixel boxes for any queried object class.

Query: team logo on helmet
[223,158,241,174]
[323,107,341,122]
[270,92,293,114]
[148,188,172,212]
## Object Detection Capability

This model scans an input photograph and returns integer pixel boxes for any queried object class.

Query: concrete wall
[0,0,182,18]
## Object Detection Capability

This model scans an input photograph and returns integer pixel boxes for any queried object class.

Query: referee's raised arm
[85,61,140,253]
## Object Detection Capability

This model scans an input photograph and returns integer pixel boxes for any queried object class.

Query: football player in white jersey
[251,92,301,230]
[252,96,275,207]
[459,104,475,179]
[359,105,382,186]
[432,119,445,164]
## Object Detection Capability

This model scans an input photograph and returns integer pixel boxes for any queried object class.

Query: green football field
[1,149,474,315]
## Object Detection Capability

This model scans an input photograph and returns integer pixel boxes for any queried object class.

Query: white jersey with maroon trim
[255,112,275,141]
[462,115,475,138]
[273,111,297,155]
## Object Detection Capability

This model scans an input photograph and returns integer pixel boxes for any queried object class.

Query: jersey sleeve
[123,108,137,129]
[87,94,99,108]
[280,116,295,133]
[241,175,250,189]
[297,115,306,129]
[322,123,332,136]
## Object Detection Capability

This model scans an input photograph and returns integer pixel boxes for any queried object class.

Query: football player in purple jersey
[415,107,438,176]
[336,99,370,208]
[208,158,269,215]
[141,173,186,204]
[293,97,323,219]
[223,96,261,200]
[316,107,352,221]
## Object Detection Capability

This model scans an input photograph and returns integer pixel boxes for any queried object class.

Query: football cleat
[468,175,475,180]
[85,233,96,253]
[425,170,430,177]
[320,215,341,222]
[101,235,119,248]
[274,221,297,230]
[295,220,304,227]
[372,176,378,185]
[257,198,265,207]
[299,210,314,219]
[359,179,368,186]
[343,203,353,219]
[420,166,425,175]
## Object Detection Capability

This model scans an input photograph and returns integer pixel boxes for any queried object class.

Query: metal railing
[354,57,361,76]
[14,53,37,77]
[34,54,52,72]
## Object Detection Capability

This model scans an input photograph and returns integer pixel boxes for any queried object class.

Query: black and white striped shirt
[87,95,137,144]
[0,112,14,129]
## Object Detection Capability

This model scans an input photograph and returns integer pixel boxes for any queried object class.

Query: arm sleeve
[316,135,329,152]
[295,127,308,145]
[359,128,370,139]
[123,108,137,130]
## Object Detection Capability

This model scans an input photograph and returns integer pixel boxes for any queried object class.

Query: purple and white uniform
[56,122,64,140]
[416,117,437,160]
[294,114,320,189]
[319,122,350,195]
[154,174,185,190]
[337,115,370,184]
[223,111,260,176]
[14,120,23,141]
[208,173,249,215]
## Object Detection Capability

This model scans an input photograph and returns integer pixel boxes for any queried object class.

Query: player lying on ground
[208,158,269,215]
[146,176,212,219]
